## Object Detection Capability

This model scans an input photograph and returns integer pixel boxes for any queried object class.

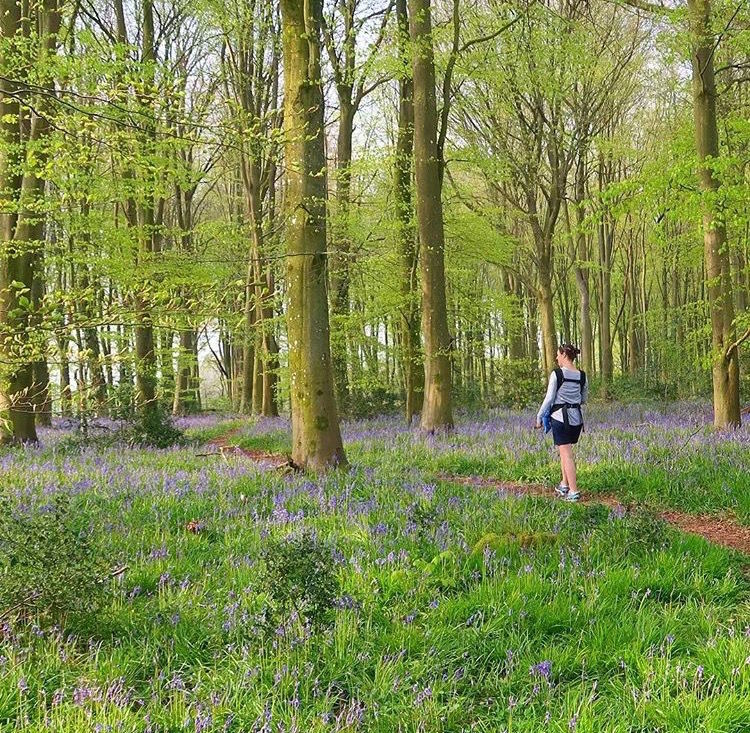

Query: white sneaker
[555,484,569,497]
[565,490,581,502]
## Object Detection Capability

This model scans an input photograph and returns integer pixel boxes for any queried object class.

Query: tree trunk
[31,265,52,426]
[688,0,740,427]
[409,0,453,432]
[395,0,423,422]
[537,246,557,374]
[597,156,614,397]
[330,95,354,413]
[280,0,346,470]
[240,260,255,414]
[0,0,60,443]
[569,159,593,374]
[133,0,159,421]
[173,329,200,415]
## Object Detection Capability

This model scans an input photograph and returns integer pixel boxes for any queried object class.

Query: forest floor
[206,413,750,556]
[2,403,749,732]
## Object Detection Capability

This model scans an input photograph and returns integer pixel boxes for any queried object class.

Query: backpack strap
[580,370,586,390]
[554,367,564,392]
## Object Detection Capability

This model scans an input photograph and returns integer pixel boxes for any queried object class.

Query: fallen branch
[0,592,39,622]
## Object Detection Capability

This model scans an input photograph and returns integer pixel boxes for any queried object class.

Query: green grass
[1,414,748,731]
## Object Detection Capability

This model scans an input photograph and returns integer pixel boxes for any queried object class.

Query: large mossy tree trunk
[688,0,740,427]
[0,0,61,444]
[409,0,453,432]
[395,0,423,423]
[280,0,346,470]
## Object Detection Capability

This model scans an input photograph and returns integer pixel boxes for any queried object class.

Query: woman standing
[535,345,588,501]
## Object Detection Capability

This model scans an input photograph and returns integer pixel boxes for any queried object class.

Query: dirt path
[203,429,750,556]
[446,475,750,556]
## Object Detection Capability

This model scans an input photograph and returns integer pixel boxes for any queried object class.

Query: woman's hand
[534,421,542,430]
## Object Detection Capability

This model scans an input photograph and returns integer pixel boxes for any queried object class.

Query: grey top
[537,367,588,426]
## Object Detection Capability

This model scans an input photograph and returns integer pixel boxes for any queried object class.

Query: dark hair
[558,344,580,361]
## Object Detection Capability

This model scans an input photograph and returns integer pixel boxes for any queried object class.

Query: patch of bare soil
[659,511,750,555]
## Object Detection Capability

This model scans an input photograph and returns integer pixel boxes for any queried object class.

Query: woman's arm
[536,373,557,424]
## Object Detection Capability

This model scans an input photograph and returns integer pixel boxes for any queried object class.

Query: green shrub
[260,530,339,628]
[128,406,183,448]
[493,359,544,409]
[348,385,402,418]
[0,496,113,627]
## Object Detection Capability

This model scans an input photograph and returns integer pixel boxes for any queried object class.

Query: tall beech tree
[409,0,453,431]
[321,0,392,412]
[0,0,62,443]
[394,0,423,422]
[280,0,346,469]
[688,0,740,427]
[219,0,281,417]
[625,0,742,426]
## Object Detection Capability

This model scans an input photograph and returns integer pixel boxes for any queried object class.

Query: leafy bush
[54,419,123,454]
[0,496,113,627]
[493,359,544,409]
[348,385,402,418]
[599,373,682,402]
[260,531,339,628]
[128,406,183,448]
[110,381,136,420]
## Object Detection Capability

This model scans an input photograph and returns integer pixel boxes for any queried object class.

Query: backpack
[551,368,586,428]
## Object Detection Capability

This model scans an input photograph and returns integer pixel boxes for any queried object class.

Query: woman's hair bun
[559,344,580,360]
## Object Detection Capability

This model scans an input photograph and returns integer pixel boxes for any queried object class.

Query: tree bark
[330,95,354,412]
[688,0,740,427]
[0,0,61,443]
[31,260,51,427]
[597,154,614,397]
[409,0,453,432]
[569,157,594,375]
[281,0,346,470]
[395,0,423,422]
[133,0,159,420]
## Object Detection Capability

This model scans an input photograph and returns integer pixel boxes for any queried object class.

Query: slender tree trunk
[395,0,423,422]
[627,234,641,375]
[597,157,614,397]
[280,0,346,470]
[133,0,159,420]
[31,264,52,426]
[409,0,453,431]
[173,329,200,415]
[330,95,354,413]
[688,0,740,426]
[568,159,593,374]
[527,293,540,365]
[79,257,108,414]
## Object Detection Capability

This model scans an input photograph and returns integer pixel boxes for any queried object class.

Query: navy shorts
[550,418,582,446]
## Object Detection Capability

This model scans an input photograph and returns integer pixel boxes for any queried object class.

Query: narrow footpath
[204,430,750,556]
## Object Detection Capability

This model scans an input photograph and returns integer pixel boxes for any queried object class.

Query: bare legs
[558,444,578,493]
